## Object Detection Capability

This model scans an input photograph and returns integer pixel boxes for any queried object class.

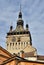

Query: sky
[0,0,44,55]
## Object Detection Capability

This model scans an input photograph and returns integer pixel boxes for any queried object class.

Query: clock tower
[6,7,37,59]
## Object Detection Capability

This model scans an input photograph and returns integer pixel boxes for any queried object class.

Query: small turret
[26,24,29,30]
[10,26,13,32]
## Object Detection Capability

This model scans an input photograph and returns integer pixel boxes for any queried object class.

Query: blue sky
[0,0,44,55]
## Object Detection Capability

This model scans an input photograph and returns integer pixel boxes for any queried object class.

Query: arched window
[10,43,12,46]
[19,42,20,49]
[13,43,14,46]
[15,43,17,49]
[27,42,28,45]
[24,42,25,46]
[19,42,20,45]
[16,43,17,45]
[10,43,12,49]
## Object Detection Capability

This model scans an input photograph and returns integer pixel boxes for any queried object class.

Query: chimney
[19,50,24,58]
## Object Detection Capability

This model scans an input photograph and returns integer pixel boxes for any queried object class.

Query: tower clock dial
[12,37,16,42]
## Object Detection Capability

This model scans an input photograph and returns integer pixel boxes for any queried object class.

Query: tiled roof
[1,55,44,65]
[0,46,12,57]
[37,55,44,60]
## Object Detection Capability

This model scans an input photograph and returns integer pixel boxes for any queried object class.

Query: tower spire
[18,4,22,18]
[17,5,23,27]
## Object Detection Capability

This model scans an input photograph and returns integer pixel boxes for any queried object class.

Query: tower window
[13,43,14,46]
[15,43,17,49]
[10,43,12,46]
[20,32,22,34]
[17,32,19,34]
[16,43,17,45]
[24,42,25,46]
[19,42,20,45]
[27,42,28,45]
[7,44,9,50]
[23,31,25,34]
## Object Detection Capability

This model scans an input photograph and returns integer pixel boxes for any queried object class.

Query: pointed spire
[18,4,22,18]
[17,5,24,27]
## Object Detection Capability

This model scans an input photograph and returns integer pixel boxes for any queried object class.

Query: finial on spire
[18,4,22,18]
[20,4,21,12]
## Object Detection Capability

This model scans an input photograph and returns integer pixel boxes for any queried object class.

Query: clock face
[12,37,16,42]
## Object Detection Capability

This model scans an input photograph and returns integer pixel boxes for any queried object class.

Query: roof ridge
[0,46,12,57]
[0,54,9,58]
